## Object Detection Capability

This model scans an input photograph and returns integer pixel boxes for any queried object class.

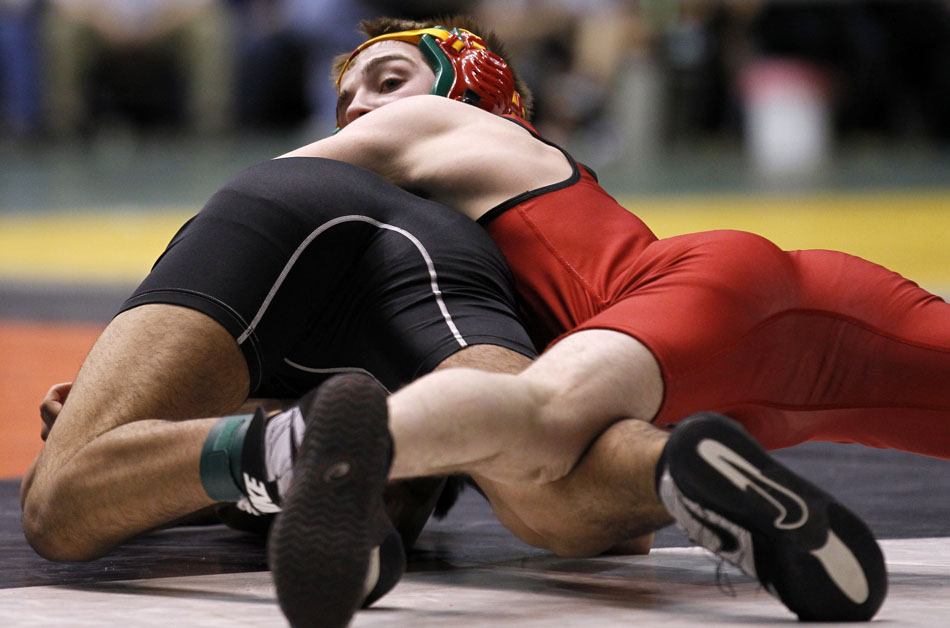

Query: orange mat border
[0,321,103,480]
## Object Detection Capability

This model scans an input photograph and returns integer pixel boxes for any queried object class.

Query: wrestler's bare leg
[475,418,672,558]
[19,322,537,562]
[22,316,666,561]
[21,304,249,561]
[381,344,535,549]
[389,329,664,484]
[386,329,670,556]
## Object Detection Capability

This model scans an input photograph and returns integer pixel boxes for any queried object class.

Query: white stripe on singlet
[236,215,467,348]
[280,361,390,391]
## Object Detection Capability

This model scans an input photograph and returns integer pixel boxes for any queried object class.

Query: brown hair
[332,15,534,120]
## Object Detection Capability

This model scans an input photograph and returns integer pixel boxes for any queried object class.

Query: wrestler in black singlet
[120,157,537,397]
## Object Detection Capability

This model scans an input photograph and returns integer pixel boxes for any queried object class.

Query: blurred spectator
[477,0,646,161]
[0,0,43,138]
[228,0,311,130]
[42,0,234,136]
[229,0,473,138]
[655,2,745,143]
[229,0,381,136]
[7,0,943,151]
[751,0,950,143]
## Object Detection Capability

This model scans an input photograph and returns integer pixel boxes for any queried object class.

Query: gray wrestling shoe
[656,412,887,621]
[268,374,402,628]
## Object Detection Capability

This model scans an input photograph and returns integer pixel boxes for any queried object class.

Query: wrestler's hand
[40,382,72,441]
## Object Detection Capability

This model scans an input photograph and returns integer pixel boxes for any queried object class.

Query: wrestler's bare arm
[280,96,572,220]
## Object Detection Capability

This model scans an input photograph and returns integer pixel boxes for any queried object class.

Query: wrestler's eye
[380,77,403,92]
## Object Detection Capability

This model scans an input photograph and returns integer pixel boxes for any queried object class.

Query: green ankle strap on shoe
[199,414,254,502]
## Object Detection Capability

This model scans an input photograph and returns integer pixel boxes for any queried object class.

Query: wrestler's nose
[345,94,375,125]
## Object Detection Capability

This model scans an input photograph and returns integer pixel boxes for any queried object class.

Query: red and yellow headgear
[336,26,526,119]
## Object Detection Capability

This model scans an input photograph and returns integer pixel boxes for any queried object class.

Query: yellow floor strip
[629,190,950,289]
[0,208,194,283]
[1,190,948,287]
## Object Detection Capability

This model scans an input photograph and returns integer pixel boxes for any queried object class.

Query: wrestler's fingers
[39,382,73,441]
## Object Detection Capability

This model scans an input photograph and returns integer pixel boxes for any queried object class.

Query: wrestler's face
[336,41,436,129]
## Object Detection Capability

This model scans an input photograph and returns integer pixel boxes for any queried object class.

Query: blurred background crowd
[1,0,949,183]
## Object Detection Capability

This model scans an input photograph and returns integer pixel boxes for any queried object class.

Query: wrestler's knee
[529,507,657,557]
[488,376,582,484]
[520,402,589,484]
[543,529,622,558]
[486,485,637,558]
[526,511,660,557]
[21,470,91,561]
[515,334,664,485]
[509,386,609,484]
[21,502,64,561]
[21,449,115,562]
[489,498,611,557]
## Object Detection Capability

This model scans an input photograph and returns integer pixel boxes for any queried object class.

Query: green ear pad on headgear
[417,30,456,97]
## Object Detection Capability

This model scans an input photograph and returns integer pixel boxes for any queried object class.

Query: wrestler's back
[479,161,658,349]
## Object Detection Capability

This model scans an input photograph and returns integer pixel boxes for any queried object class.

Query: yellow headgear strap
[335,27,484,87]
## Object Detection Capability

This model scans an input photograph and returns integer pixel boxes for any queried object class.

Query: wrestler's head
[334,16,533,129]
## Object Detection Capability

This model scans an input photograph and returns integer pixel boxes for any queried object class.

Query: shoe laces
[713,558,737,597]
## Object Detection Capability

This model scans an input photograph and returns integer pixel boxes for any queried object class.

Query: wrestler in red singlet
[481,119,950,458]
[336,22,950,459]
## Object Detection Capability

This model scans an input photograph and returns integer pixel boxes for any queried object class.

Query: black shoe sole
[268,374,392,628]
[658,412,887,621]
[361,522,407,609]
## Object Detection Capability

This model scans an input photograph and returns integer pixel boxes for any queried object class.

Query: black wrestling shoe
[656,412,887,621]
[237,405,284,516]
[268,374,402,628]
[361,516,407,608]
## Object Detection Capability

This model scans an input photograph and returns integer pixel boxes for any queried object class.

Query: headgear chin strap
[337,26,526,119]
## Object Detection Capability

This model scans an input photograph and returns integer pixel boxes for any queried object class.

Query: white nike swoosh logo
[244,473,281,514]
[698,439,808,529]
[362,546,381,600]
[811,530,870,604]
